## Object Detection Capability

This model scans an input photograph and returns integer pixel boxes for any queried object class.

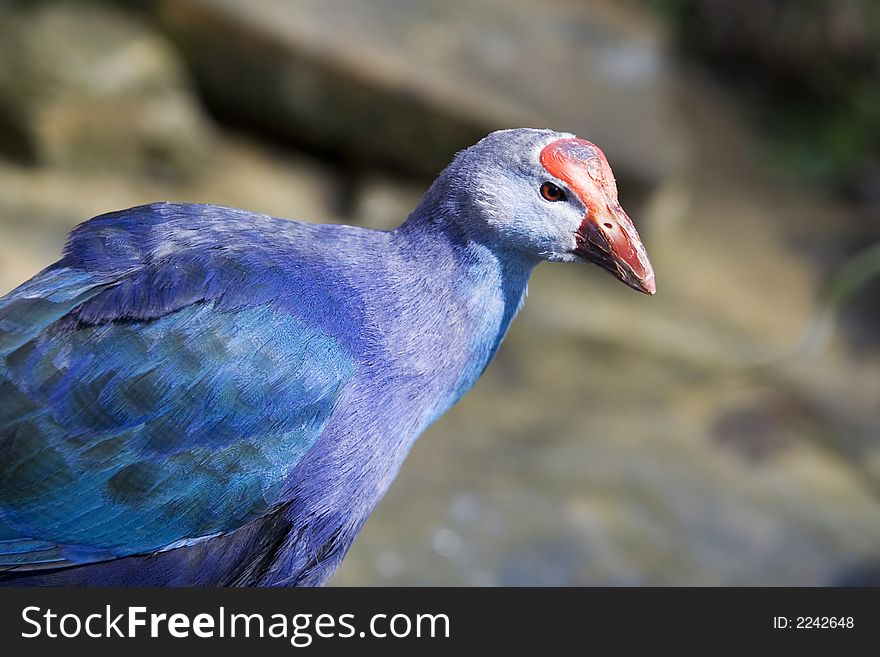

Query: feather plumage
[0,129,652,585]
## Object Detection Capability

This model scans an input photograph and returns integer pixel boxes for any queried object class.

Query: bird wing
[0,217,358,570]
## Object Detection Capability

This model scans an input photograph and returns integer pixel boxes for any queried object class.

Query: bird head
[440,128,655,295]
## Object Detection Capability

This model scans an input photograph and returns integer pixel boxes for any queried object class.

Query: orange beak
[541,138,655,295]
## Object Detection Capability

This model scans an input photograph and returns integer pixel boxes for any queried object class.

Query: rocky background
[0,0,878,585]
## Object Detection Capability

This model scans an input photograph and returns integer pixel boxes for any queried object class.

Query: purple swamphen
[0,128,654,585]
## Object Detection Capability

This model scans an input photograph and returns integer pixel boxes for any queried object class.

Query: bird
[0,128,654,586]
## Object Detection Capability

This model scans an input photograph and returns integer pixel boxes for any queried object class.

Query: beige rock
[0,2,215,179]
[156,0,680,184]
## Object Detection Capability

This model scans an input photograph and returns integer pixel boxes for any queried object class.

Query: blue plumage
[0,129,654,585]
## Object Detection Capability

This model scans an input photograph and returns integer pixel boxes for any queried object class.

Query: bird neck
[394,189,537,335]
[386,192,537,427]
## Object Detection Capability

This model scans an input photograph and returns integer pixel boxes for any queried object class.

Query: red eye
[540,181,565,202]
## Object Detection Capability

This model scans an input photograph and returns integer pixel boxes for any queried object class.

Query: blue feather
[1,288,355,566]
[0,128,596,586]
[0,193,533,584]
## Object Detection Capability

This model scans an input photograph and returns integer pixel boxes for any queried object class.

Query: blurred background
[0,0,879,585]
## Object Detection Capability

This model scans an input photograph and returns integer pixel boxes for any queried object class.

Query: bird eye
[540,181,565,202]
